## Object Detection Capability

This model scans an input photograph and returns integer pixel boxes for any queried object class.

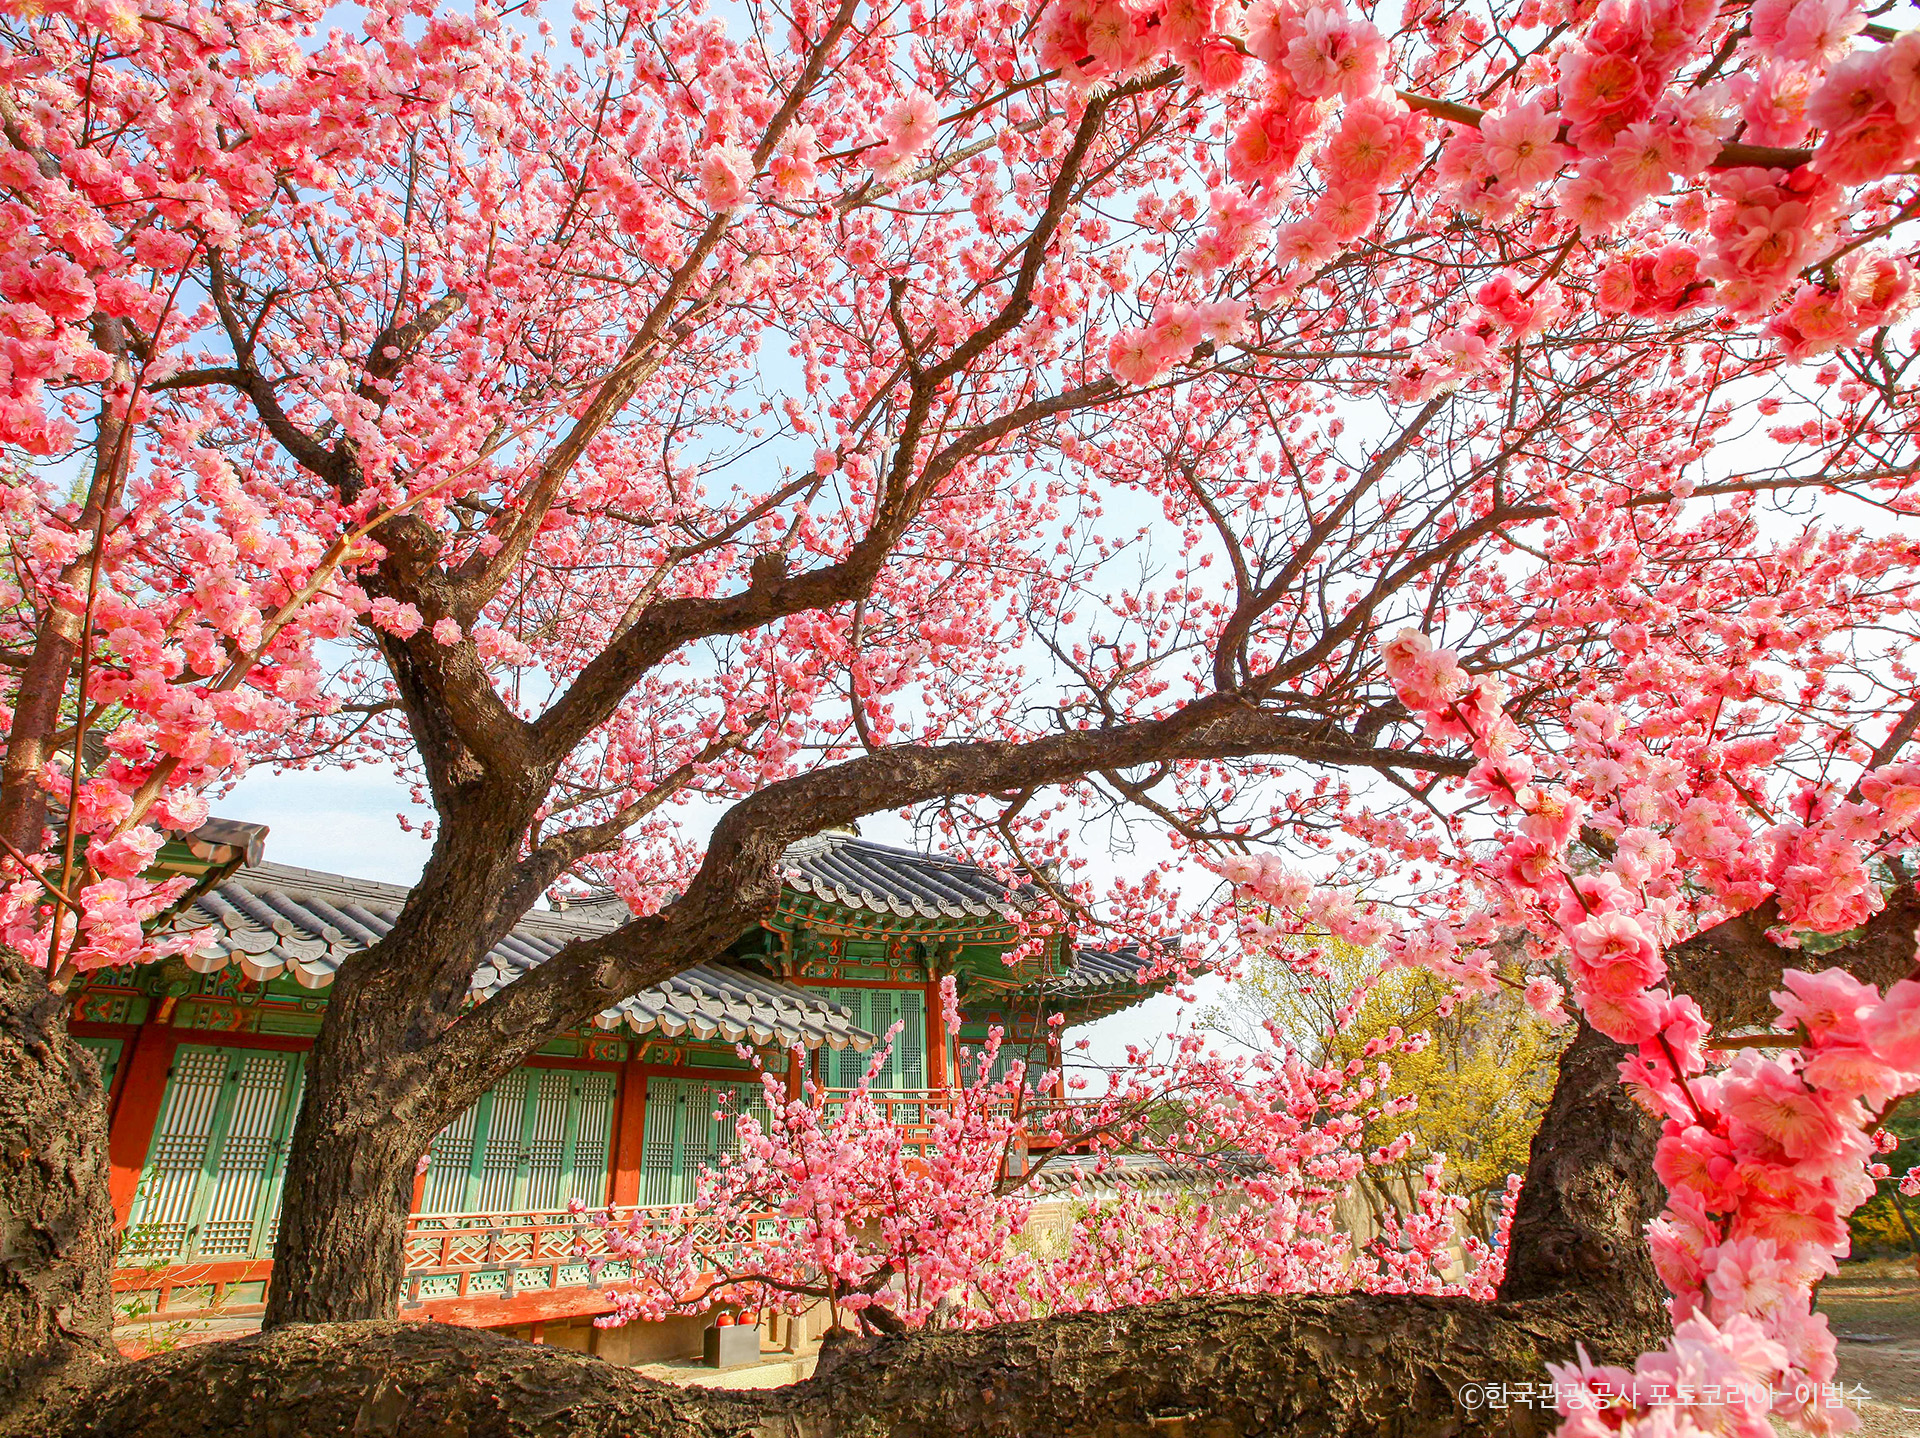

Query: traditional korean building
[70,824,1158,1357]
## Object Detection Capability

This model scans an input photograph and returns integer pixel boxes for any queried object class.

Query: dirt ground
[1818,1260,1920,1437]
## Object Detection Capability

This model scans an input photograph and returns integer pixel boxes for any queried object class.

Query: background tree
[1848,1105,1920,1266]
[1208,935,1562,1237]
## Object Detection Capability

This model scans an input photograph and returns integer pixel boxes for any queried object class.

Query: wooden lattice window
[827,988,926,1091]
[421,1066,616,1217]
[124,1046,304,1264]
[636,1077,770,1207]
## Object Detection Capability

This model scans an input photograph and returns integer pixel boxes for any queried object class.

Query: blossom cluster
[1337,626,1920,1437]
[587,979,1510,1329]
[1042,0,1919,394]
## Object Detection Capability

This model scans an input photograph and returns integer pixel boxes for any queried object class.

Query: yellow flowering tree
[1208,937,1566,1240]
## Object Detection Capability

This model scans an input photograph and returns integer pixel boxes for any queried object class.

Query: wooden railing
[400,1204,767,1306]
[396,1089,1074,1306]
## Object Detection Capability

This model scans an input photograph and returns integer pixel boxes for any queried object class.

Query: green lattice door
[421,1066,616,1215]
[637,1077,770,1207]
[125,1045,305,1263]
[827,988,925,1091]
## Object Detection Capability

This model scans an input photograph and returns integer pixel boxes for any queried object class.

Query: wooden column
[107,1015,179,1228]
[608,1056,647,1208]
[785,1046,804,1102]
[925,978,949,1090]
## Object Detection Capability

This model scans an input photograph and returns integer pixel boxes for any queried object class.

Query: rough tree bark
[0,955,117,1405]
[259,789,551,1327]
[1665,882,1920,1030]
[1,995,1668,1438]
[0,1292,1658,1438]
[1497,1020,1665,1319]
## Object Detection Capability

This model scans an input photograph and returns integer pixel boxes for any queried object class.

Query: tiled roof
[1053,944,1155,995]
[158,863,875,1053]
[779,833,1031,921]
[1026,1151,1267,1197]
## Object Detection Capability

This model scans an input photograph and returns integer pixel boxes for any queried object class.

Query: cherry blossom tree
[587,979,1504,1334]
[1226,645,1920,1437]
[3,0,1920,1430]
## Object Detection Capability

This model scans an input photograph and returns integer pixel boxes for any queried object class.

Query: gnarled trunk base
[1498,1019,1665,1319]
[0,955,117,1402]
[6,1288,1669,1438]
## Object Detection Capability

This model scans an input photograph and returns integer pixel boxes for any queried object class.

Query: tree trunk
[257,1064,422,1324]
[259,798,567,1327]
[257,838,503,1327]
[1665,885,1920,1030]
[8,1286,1667,1438]
[258,956,445,1327]
[0,956,117,1402]
[255,777,772,1325]
[1496,1019,1665,1323]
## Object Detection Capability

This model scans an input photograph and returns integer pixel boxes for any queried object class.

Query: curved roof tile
[780,834,1032,921]
[1052,944,1157,993]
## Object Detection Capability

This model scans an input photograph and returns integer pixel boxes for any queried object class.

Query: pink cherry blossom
[1524,975,1569,1025]
[1284,6,1385,101]
[699,144,755,212]
[1750,0,1867,65]
[876,89,941,169]
[1480,99,1567,188]
[1863,979,1920,1071]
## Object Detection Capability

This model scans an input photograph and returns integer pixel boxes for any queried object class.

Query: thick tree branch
[1667,881,1920,1031]
[10,1287,1667,1438]
[358,293,466,406]
[434,696,1470,1092]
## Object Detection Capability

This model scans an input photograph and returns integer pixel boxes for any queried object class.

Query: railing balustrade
[123,1087,1081,1319]
[390,1087,1080,1305]
[398,1203,786,1305]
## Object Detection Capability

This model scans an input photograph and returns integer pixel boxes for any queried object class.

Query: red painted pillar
[784,1047,804,1102]
[925,979,948,1091]
[608,1058,646,1208]
[107,1019,179,1228]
